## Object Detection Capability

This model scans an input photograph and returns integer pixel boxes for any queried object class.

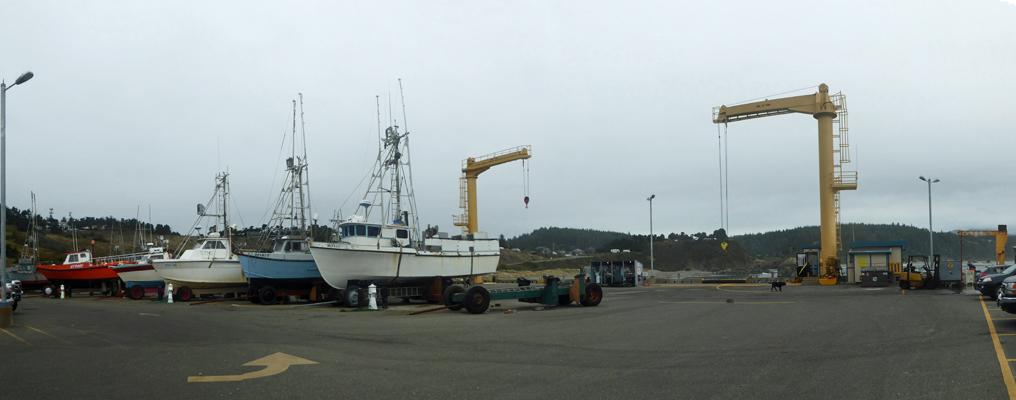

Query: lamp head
[647,194,655,201]
[933,179,940,183]
[919,176,926,181]
[14,71,33,86]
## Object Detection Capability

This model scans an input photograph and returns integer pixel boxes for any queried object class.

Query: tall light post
[1,71,34,308]
[647,194,655,281]
[919,176,940,265]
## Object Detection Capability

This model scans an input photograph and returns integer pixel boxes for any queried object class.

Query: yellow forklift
[899,255,940,289]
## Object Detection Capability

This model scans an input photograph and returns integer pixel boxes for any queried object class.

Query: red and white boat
[36,251,140,297]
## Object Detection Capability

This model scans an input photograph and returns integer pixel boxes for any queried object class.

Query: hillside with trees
[732,222,1010,262]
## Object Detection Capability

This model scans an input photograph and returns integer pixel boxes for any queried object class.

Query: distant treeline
[503,223,1010,269]
[731,222,1009,262]
[5,206,176,235]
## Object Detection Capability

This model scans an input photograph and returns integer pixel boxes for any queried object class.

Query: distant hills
[504,224,1013,272]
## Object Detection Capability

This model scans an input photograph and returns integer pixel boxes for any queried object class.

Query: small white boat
[152,172,246,301]
[310,118,500,305]
[112,245,172,300]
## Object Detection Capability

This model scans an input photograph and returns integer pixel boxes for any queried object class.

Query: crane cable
[717,124,730,253]
[522,159,530,208]
[717,124,729,233]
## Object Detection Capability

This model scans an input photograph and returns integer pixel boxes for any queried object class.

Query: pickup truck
[3,279,22,311]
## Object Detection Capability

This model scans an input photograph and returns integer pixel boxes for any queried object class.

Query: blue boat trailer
[442,274,603,314]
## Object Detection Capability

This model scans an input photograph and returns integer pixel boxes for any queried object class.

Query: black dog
[770,282,786,292]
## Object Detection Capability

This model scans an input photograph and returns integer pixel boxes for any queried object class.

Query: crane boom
[712,84,856,281]
[453,145,532,234]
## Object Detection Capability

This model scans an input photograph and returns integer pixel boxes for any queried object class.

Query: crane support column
[816,110,838,277]
[465,174,480,234]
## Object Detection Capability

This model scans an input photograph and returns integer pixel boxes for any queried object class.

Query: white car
[3,279,22,311]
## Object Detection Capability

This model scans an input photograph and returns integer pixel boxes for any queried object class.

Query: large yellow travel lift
[713,84,857,281]
[958,225,1008,265]
[453,146,532,235]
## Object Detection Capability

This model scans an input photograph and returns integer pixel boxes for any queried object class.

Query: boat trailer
[443,275,603,314]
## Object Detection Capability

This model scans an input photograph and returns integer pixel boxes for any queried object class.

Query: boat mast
[260,96,312,248]
[219,171,229,241]
[22,192,39,262]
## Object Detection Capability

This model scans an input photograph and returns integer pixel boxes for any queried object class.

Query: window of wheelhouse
[355,225,366,236]
[368,226,380,237]
[68,254,78,262]
[291,242,304,252]
[396,229,409,239]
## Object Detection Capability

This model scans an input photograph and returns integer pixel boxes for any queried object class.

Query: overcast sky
[2,1,1015,241]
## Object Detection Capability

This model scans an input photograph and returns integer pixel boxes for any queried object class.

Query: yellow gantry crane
[958,225,1008,265]
[713,84,857,280]
[453,145,532,235]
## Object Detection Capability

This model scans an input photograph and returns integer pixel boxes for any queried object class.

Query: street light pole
[647,194,655,281]
[919,176,939,265]
[1,71,34,306]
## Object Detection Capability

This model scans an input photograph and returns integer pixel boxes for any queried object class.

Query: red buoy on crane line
[524,196,529,208]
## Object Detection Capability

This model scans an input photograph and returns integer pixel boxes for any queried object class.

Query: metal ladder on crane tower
[830,93,858,253]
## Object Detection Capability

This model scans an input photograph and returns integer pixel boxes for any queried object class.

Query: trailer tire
[442,286,465,311]
[558,294,572,306]
[325,287,340,302]
[157,288,164,301]
[128,285,145,300]
[462,286,490,314]
[344,285,363,308]
[259,286,278,305]
[581,283,603,307]
[43,285,55,297]
[177,286,193,302]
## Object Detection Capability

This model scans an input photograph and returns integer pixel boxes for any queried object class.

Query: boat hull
[112,263,165,289]
[37,263,125,289]
[309,241,500,289]
[151,259,246,290]
[239,253,322,290]
[7,270,49,289]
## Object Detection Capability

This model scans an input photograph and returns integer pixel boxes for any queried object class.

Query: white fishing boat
[152,172,245,301]
[310,101,500,306]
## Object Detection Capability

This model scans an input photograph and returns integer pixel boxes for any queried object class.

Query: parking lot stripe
[0,328,30,345]
[658,302,792,304]
[980,296,1016,399]
[24,325,74,346]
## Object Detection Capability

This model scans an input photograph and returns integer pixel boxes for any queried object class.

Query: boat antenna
[399,78,409,135]
[132,205,140,254]
[148,204,153,247]
[299,93,313,238]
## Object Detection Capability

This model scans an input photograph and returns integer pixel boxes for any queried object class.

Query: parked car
[997,276,1016,313]
[3,278,22,311]
[975,265,1016,299]
[980,265,1007,280]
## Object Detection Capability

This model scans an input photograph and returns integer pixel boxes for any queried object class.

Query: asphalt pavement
[0,283,1011,399]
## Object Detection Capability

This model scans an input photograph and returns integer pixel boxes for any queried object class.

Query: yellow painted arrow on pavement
[188,352,318,382]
